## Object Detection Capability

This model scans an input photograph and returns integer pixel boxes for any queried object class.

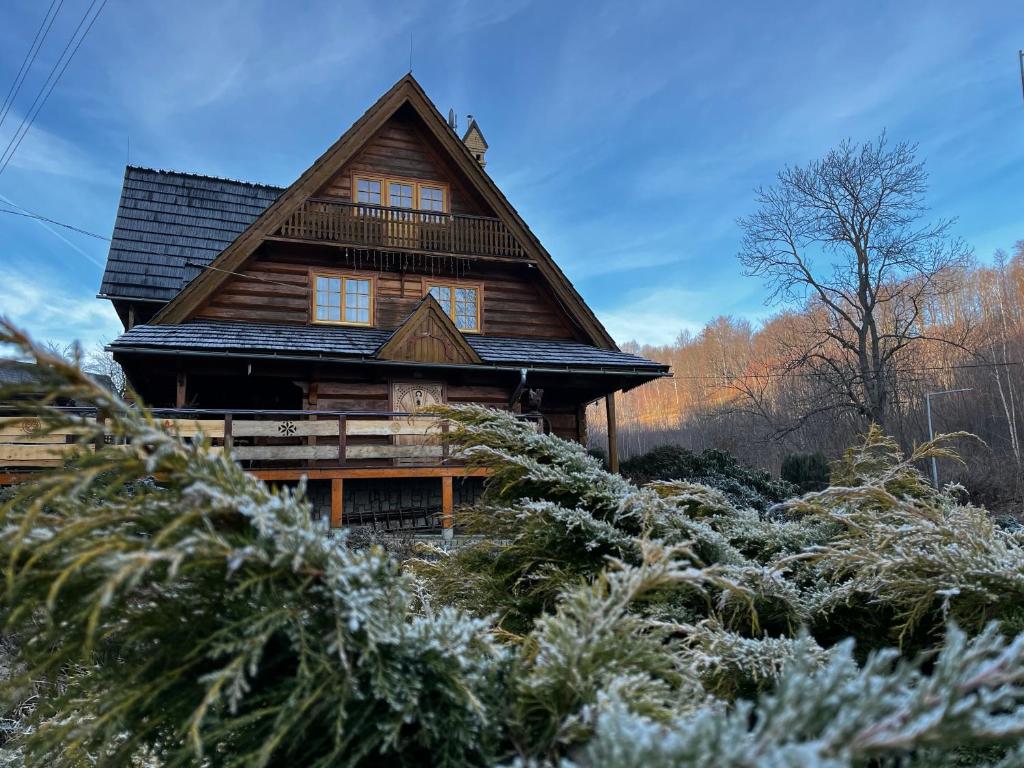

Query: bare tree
[85,343,127,397]
[738,133,971,427]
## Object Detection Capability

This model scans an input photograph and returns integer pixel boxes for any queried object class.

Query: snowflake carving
[278,421,297,436]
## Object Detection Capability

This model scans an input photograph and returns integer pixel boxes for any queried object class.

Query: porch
[0,408,520,537]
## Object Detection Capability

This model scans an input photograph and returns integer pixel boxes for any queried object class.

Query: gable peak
[376,295,482,365]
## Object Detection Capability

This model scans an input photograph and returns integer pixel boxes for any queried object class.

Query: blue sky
[1,0,1022,351]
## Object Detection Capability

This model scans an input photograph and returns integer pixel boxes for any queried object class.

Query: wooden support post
[330,478,343,528]
[94,411,106,452]
[175,371,187,409]
[576,404,587,445]
[441,475,454,540]
[223,414,233,452]
[606,392,619,475]
[338,415,347,464]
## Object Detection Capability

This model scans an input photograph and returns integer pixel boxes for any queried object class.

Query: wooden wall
[305,372,582,442]
[317,106,490,217]
[193,245,577,340]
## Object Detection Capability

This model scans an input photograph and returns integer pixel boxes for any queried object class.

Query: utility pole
[925,388,972,488]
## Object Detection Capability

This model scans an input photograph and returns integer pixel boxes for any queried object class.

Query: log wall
[193,246,577,339]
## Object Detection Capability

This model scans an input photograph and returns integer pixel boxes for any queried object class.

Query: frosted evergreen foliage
[1,322,1023,766]
[574,624,1024,768]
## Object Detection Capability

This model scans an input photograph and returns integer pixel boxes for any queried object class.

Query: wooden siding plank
[345,418,440,436]
[156,419,226,438]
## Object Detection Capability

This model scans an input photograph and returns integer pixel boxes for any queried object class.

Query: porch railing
[1,409,541,470]
[277,198,526,260]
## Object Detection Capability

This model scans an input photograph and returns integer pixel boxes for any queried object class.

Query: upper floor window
[420,185,445,212]
[388,181,414,209]
[355,177,381,205]
[427,282,480,332]
[313,273,373,326]
[353,174,447,213]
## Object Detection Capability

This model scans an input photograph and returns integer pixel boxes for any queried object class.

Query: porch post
[441,476,454,540]
[330,478,344,528]
[175,371,187,409]
[605,392,619,474]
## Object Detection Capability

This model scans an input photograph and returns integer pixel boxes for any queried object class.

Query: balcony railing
[1,409,541,471]
[277,198,527,260]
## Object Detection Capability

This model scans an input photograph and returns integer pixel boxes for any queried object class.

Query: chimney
[461,115,488,167]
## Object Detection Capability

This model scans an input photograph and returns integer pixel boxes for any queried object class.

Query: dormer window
[312,272,374,326]
[427,282,481,332]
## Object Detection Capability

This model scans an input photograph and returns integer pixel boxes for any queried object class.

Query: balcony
[276,199,527,260]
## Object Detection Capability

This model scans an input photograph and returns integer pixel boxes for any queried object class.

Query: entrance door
[391,381,445,465]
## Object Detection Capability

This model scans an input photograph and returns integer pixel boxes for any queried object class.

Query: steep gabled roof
[150,73,617,349]
[98,167,282,303]
[376,295,483,365]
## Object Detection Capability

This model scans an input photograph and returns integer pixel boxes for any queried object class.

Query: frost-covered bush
[621,445,796,511]
[787,428,1024,646]
[573,624,1024,767]
[0,326,504,768]
[3,322,1024,767]
[781,451,830,492]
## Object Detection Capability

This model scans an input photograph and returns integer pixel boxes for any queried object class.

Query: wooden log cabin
[4,75,668,534]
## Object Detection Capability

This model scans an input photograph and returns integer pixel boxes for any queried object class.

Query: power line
[648,358,1024,382]
[0,204,109,240]
[0,0,108,178]
[0,0,64,134]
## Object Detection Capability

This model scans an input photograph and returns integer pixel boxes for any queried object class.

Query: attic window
[353,175,447,212]
[313,273,373,326]
[427,283,480,332]
[419,186,445,212]
[355,177,381,206]
[388,181,414,209]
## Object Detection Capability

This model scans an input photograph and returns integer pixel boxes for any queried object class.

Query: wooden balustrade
[0,412,472,469]
[277,199,526,260]
[0,417,99,467]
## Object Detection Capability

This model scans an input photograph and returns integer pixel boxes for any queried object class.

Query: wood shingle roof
[109,320,668,373]
[98,167,283,303]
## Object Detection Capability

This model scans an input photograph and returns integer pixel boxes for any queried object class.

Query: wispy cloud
[0,266,121,351]
[597,286,706,347]
[0,116,111,182]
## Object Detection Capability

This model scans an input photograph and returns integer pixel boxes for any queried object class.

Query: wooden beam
[330,478,343,528]
[263,235,536,265]
[606,392,619,474]
[249,466,490,481]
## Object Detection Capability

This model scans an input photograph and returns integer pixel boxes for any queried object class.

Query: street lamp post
[925,388,973,489]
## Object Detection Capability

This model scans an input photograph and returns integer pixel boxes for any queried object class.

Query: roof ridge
[125,165,286,192]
